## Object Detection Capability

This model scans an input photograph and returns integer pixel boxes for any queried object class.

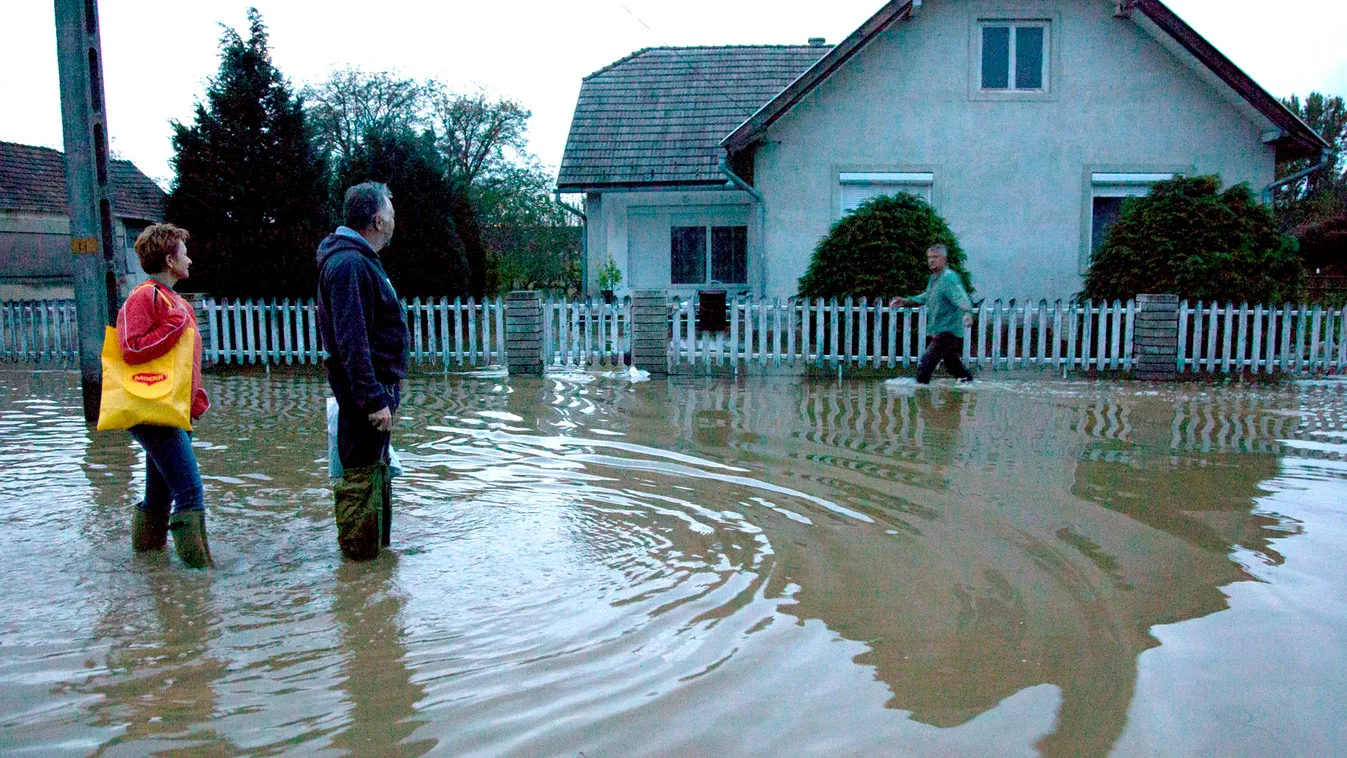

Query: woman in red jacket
[119,224,213,568]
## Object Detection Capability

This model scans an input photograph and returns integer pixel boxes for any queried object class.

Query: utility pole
[54,0,119,423]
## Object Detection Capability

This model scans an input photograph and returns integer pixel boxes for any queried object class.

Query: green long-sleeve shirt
[910,268,972,336]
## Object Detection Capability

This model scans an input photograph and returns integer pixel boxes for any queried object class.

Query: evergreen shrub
[1082,176,1304,304]
[797,193,972,301]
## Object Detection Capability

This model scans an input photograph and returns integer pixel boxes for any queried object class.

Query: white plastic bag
[327,397,402,479]
[327,397,342,479]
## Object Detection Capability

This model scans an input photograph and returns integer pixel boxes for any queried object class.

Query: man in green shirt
[891,244,974,384]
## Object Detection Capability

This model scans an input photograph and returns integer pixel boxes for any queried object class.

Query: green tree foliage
[1278,92,1347,285]
[303,67,432,166]
[167,8,327,298]
[334,128,474,298]
[304,71,578,297]
[797,193,971,300]
[432,88,531,186]
[432,89,534,296]
[478,162,581,295]
[1082,176,1304,303]
[1276,92,1347,227]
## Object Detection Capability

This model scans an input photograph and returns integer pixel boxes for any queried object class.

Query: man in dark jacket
[317,182,408,560]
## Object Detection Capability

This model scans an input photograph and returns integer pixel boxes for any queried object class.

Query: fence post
[505,290,543,375]
[1134,294,1179,380]
[182,293,216,369]
[631,290,669,376]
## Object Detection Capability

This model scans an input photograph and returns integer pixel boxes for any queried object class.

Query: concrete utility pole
[54,0,119,423]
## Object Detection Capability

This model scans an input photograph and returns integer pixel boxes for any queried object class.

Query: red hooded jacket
[116,279,210,420]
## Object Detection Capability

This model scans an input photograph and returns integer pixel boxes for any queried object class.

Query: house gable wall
[752,0,1278,302]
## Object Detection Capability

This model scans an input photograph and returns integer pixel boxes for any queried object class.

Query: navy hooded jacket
[316,229,408,414]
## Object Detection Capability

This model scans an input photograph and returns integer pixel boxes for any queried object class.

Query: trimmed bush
[1082,176,1304,303]
[798,193,972,300]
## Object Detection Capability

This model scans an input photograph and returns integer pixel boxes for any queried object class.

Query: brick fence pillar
[505,290,543,375]
[631,291,669,376]
[1133,293,1179,381]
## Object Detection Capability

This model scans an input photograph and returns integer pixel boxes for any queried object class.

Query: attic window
[980,21,1049,91]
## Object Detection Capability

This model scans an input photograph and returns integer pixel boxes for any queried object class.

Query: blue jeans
[129,425,204,515]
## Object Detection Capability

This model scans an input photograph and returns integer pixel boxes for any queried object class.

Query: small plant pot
[601,290,615,304]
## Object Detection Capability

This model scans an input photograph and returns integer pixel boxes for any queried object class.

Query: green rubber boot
[130,502,169,552]
[168,510,215,569]
[333,462,387,561]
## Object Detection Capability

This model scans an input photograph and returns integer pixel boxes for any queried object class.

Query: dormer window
[980,21,1050,91]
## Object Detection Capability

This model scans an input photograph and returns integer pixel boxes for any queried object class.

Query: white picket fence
[203,297,509,367]
[671,297,1140,372]
[5,296,1346,376]
[543,299,632,366]
[1180,301,1347,374]
[0,300,79,364]
[669,297,1347,375]
[201,296,633,368]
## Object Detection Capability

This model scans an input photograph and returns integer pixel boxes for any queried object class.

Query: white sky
[2,0,1344,189]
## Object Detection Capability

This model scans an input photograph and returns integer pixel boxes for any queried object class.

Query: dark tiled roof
[557,46,829,190]
[0,140,167,221]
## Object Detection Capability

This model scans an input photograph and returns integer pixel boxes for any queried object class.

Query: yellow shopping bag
[96,325,195,431]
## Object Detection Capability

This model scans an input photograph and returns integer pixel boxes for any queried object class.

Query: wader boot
[169,510,214,569]
[130,502,169,552]
[334,462,387,561]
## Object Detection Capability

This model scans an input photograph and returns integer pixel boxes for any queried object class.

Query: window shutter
[839,173,934,215]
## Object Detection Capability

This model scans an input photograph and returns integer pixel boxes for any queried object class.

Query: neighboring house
[0,140,167,300]
[558,0,1328,303]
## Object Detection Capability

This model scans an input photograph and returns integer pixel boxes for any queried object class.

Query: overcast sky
[2,0,1344,188]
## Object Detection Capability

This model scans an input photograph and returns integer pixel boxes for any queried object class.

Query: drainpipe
[719,157,766,297]
[555,191,587,297]
[1262,148,1330,204]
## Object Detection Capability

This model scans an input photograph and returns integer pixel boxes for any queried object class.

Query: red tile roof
[0,140,167,221]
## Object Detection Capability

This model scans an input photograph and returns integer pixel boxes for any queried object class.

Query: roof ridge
[584,44,831,81]
[0,140,64,155]
[584,48,655,81]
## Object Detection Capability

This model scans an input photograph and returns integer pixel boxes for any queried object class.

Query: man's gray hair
[926,243,949,258]
[343,182,392,231]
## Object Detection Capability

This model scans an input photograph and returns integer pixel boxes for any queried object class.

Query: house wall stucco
[752,0,1278,303]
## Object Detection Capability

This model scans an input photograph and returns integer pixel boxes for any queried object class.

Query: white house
[557,0,1327,303]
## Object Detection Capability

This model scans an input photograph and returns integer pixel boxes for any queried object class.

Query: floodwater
[1,368,1345,757]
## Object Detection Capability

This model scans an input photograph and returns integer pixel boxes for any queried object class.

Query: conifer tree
[335,128,473,298]
[167,8,328,297]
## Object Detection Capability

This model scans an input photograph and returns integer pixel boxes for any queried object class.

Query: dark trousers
[129,425,204,515]
[916,333,973,384]
[335,382,401,469]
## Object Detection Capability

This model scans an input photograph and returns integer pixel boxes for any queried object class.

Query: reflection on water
[1,369,1345,756]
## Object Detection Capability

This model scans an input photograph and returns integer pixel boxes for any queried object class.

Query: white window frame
[839,172,935,216]
[977,20,1051,93]
[669,222,749,287]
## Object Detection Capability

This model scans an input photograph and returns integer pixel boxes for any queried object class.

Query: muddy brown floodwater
[0,368,1345,757]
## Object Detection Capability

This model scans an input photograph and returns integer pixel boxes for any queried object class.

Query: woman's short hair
[133,224,190,275]
[926,243,949,258]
